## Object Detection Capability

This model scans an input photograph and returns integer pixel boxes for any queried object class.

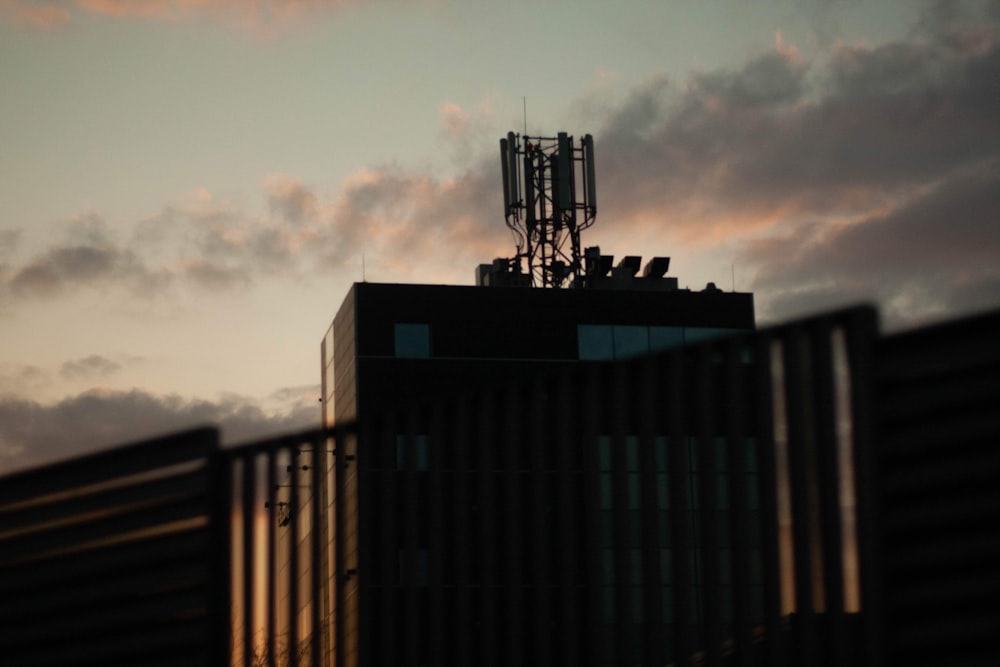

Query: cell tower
[499,131,597,288]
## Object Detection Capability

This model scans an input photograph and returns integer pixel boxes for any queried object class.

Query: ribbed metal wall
[0,427,228,667]
[876,310,1000,667]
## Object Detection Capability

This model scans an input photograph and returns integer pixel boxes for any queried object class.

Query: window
[394,323,430,358]
[613,325,649,359]
[578,324,614,360]
[684,327,733,344]
[579,324,739,360]
[396,434,429,470]
[649,326,684,351]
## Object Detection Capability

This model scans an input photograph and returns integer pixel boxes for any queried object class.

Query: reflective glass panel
[394,323,430,358]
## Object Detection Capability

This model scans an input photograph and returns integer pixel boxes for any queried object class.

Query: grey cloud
[268,384,321,404]
[689,50,807,108]
[60,354,123,380]
[8,244,159,298]
[4,215,170,300]
[268,179,318,225]
[0,388,319,474]
[748,165,1000,326]
[944,272,1000,315]
[185,259,254,292]
[314,162,504,276]
[0,229,21,257]
[578,4,999,328]
[251,228,297,271]
[4,2,996,319]
[598,36,1000,227]
[915,0,1000,43]
[0,364,51,394]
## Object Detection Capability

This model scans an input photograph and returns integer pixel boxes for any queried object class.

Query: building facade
[317,265,757,666]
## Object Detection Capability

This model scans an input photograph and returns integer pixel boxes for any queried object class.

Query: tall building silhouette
[319,264,756,666]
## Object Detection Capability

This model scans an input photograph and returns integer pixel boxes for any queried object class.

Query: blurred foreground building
[4,301,998,667]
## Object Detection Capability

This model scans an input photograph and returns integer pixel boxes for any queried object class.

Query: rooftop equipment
[499,132,597,287]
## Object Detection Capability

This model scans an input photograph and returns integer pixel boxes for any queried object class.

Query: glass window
[657,474,669,510]
[747,473,760,510]
[416,548,429,584]
[683,327,735,345]
[394,323,430,358]
[578,324,614,360]
[627,473,641,510]
[649,326,684,351]
[745,437,759,472]
[717,474,730,509]
[660,549,672,585]
[613,325,649,359]
[599,473,613,510]
[631,549,644,585]
[655,436,669,471]
[415,436,429,469]
[714,437,728,472]
[631,587,644,624]
[396,434,429,470]
[598,435,612,471]
[626,436,639,471]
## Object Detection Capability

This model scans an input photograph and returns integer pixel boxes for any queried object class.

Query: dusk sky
[2,0,998,472]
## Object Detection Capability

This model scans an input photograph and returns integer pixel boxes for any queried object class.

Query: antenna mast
[499,131,597,288]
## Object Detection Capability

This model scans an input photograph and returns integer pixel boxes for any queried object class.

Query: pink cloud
[436,96,496,155]
[438,101,470,140]
[1,1,70,28]
[2,0,357,32]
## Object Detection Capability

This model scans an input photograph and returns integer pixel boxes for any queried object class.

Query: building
[7,304,997,667]
[318,257,757,666]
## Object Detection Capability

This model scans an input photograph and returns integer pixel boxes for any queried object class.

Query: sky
[1,0,998,473]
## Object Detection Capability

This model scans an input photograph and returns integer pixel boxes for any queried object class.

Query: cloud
[267,383,321,404]
[436,97,498,168]
[747,165,1000,325]
[1,0,360,34]
[0,363,51,395]
[581,2,1000,327]
[183,258,254,291]
[0,1,70,28]
[60,354,123,380]
[0,163,482,307]
[317,161,507,282]
[4,213,169,300]
[4,1,997,329]
[439,102,471,141]
[266,174,319,226]
[0,387,320,474]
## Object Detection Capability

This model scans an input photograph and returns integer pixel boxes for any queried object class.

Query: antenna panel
[523,152,536,230]
[583,134,597,215]
[499,138,512,216]
[557,133,572,214]
[496,130,598,287]
[506,132,519,211]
